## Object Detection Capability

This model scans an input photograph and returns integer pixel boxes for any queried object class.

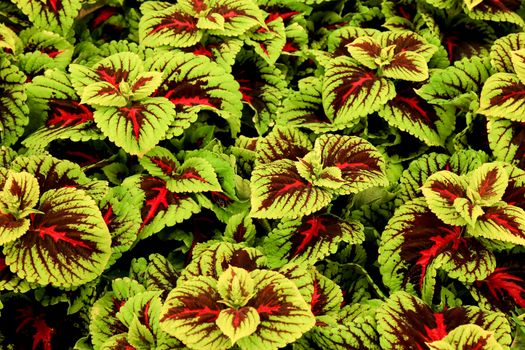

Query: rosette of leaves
[379,162,525,302]
[122,146,227,239]
[160,265,316,350]
[69,52,176,156]
[395,149,489,206]
[0,155,112,288]
[250,128,388,219]
[376,292,512,349]
[323,30,457,147]
[89,277,183,350]
[139,0,265,48]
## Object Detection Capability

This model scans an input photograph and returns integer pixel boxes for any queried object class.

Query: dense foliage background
[2,0,525,348]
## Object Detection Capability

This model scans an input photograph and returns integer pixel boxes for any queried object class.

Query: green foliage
[2,0,525,348]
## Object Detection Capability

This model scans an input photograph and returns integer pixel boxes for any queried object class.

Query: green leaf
[0,171,39,218]
[511,49,525,85]
[166,157,222,193]
[382,51,429,82]
[250,159,333,219]
[12,0,82,35]
[217,266,255,308]
[416,56,491,106]
[263,214,364,267]
[323,56,396,123]
[468,163,508,206]
[256,126,312,164]
[421,170,470,226]
[94,97,175,156]
[468,204,525,246]
[146,51,243,136]
[160,276,230,350]
[0,57,29,146]
[315,134,388,195]
[3,187,111,287]
[236,269,316,350]
[139,3,202,48]
[490,33,525,73]
[427,324,503,350]
[216,306,260,345]
[345,36,381,69]
[478,72,525,121]
[145,253,179,293]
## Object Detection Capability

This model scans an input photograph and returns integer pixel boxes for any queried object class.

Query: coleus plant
[3,0,525,348]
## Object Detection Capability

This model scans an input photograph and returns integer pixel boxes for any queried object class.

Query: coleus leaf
[158,276,228,349]
[305,303,380,350]
[122,175,200,240]
[381,51,429,82]
[223,213,256,245]
[145,253,179,295]
[379,198,496,295]
[0,56,29,146]
[0,171,39,220]
[490,33,525,74]
[100,185,142,266]
[24,69,101,150]
[115,290,163,349]
[232,53,287,134]
[263,214,364,267]
[471,253,525,312]
[487,118,525,168]
[464,0,524,28]
[378,30,438,62]
[18,28,74,71]
[179,242,267,283]
[327,26,380,58]
[12,0,82,35]
[255,126,312,164]
[139,2,201,48]
[11,154,109,202]
[235,268,316,350]
[345,36,382,70]
[478,72,525,122]
[182,37,243,72]
[216,306,260,345]
[161,267,315,350]
[244,17,286,65]
[469,204,525,246]
[397,150,489,205]
[217,266,254,309]
[376,292,512,349]
[315,134,388,195]
[89,277,146,349]
[147,51,243,136]
[468,163,509,206]
[141,147,222,193]
[3,187,111,287]
[416,56,492,107]
[94,97,175,156]
[426,324,503,350]
[0,251,34,292]
[308,268,343,318]
[278,77,347,132]
[378,83,455,147]
[204,0,264,37]
[250,159,333,219]
[322,56,396,123]
[421,171,471,226]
